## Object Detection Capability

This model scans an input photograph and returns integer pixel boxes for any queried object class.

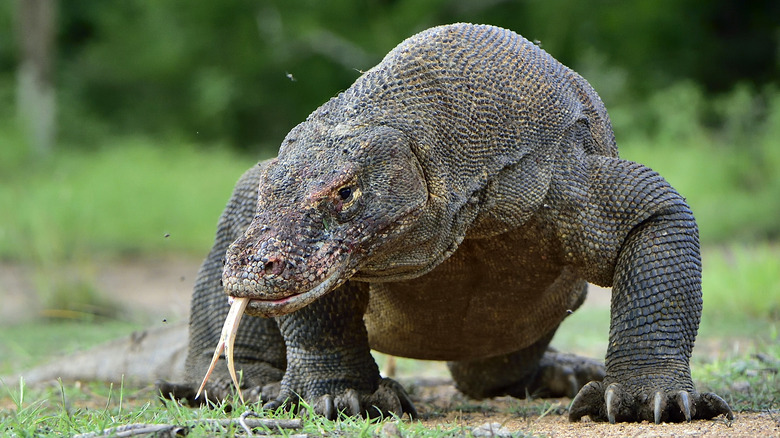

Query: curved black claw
[568,381,606,422]
[569,381,734,423]
[263,378,417,420]
[697,392,734,421]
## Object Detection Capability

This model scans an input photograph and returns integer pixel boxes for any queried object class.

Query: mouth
[195,262,348,402]
[237,291,315,318]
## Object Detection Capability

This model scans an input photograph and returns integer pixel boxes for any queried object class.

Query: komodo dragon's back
[332,23,617,159]
[161,23,733,425]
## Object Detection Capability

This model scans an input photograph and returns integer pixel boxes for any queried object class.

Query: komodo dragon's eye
[332,185,360,216]
[337,186,354,202]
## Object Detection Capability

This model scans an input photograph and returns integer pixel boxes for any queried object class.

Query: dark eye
[337,187,353,201]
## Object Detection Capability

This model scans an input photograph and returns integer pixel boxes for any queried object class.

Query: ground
[1,257,778,437]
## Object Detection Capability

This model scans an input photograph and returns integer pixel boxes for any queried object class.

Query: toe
[156,380,197,405]
[263,392,296,413]
[335,389,362,417]
[604,383,636,424]
[364,378,417,419]
[605,384,618,423]
[676,390,692,422]
[569,380,605,422]
[313,394,336,419]
[651,390,667,424]
[392,382,418,419]
[696,392,734,421]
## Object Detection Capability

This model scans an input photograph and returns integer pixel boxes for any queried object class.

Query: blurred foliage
[0,85,776,266]
[0,0,778,254]
[0,137,255,261]
[0,0,777,151]
[616,83,780,241]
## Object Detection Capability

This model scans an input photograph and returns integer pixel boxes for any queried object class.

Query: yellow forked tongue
[195,296,250,403]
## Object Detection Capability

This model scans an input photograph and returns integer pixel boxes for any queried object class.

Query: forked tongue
[195,296,250,403]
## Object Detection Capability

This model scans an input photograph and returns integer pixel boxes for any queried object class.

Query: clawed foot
[569,381,734,423]
[531,351,606,398]
[263,378,417,420]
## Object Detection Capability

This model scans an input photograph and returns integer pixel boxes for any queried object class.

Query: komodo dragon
[159,23,733,424]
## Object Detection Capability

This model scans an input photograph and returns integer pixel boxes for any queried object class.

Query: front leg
[570,207,732,423]
[552,156,732,423]
[264,281,416,419]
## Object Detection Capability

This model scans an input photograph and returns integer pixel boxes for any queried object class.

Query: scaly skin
[160,23,732,423]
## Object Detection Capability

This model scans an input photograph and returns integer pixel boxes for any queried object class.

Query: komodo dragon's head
[196,120,430,400]
[225,121,429,318]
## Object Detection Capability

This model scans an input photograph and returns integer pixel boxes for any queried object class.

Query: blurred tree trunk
[16,0,57,156]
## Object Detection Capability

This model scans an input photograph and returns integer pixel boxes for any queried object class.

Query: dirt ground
[2,258,778,436]
[423,411,776,437]
[0,257,198,324]
[409,381,778,437]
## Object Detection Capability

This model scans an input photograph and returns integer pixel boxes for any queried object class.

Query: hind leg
[448,328,605,399]
[447,282,604,399]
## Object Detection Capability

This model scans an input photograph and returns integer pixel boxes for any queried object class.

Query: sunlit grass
[701,244,780,330]
[0,137,258,263]
[0,320,144,376]
[692,336,779,413]
[0,378,474,437]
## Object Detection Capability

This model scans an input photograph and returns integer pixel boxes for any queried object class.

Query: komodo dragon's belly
[363,230,586,361]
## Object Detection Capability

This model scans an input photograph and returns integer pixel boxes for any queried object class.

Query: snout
[221,229,354,317]
[222,236,296,299]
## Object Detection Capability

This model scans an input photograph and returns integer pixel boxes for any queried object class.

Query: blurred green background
[0,0,777,358]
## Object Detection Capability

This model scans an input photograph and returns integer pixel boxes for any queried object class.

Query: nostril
[263,257,286,276]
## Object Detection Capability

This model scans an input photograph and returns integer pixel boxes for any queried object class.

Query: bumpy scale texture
[160,23,732,423]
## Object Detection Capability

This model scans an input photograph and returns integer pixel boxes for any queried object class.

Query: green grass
[1,340,775,437]
[692,338,779,414]
[0,380,489,437]
[0,134,261,320]
[700,243,780,334]
[0,135,258,263]
[615,84,780,243]
[0,320,144,376]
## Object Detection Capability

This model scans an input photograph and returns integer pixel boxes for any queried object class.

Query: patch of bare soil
[0,257,198,324]
[409,380,778,437]
[424,410,776,438]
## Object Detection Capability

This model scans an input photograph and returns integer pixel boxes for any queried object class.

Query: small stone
[471,422,512,437]
[380,421,402,437]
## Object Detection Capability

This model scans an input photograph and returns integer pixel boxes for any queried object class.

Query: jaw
[222,233,356,313]
[239,260,350,318]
